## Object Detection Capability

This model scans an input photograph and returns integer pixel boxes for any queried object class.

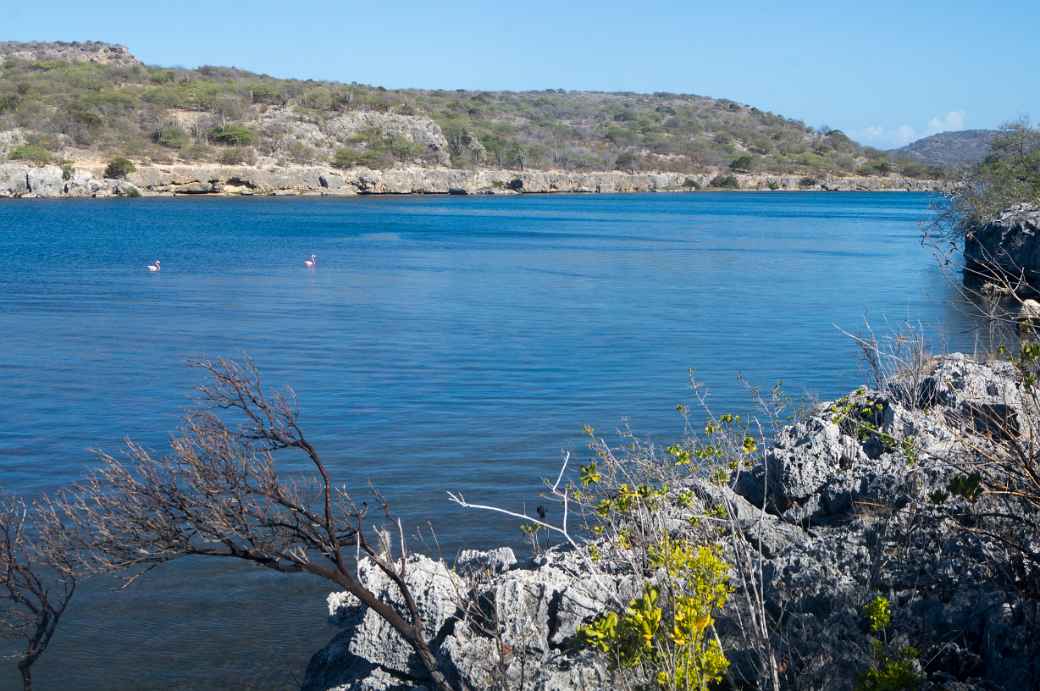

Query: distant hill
[0,40,941,179]
[891,129,997,168]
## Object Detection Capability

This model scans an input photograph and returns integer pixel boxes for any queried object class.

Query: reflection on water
[0,192,979,688]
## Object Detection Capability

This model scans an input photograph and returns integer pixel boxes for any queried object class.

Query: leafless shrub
[47,357,454,691]
[0,495,77,691]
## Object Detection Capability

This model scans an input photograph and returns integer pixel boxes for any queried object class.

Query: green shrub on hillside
[709,174,740,189]
[7,144,52,164]
[153,124,190,149]
[729,155,753,172]
[947,121,1040,228]
[209,124,256,146]
[104,157,135,179]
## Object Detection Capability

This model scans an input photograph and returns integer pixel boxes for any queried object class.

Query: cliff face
[0,41,139,66]
[964,204,1040,289]
[0,162,942,199]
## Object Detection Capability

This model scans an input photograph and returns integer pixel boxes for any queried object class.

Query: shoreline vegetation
[0,41,949,201]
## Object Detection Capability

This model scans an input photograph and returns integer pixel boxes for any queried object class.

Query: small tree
[103,157,135,179]
[944,121,1040,230]
[53,359,454,691]
[0,495,77,691]
[709,175,740,189]
[729,155,753,173]
[208,124,256,146]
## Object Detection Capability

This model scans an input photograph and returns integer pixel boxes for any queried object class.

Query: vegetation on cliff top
[945,121,1040,228]
[0,44,944,178]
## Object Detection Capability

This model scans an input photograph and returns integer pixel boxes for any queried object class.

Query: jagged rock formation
[0,162,941,199]
[303,354,1040,690]
[0,41,140,66]
[964,204,1040,290]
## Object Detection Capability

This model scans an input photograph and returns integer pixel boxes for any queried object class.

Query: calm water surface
[0,192,974,689]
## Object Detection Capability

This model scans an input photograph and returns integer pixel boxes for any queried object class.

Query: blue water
[0,192,974,689]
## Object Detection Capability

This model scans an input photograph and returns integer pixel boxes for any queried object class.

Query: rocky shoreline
[303,354,1040,690]
[0,162,942,199]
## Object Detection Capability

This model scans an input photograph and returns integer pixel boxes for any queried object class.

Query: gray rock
[964,204,1040,290]
[454,547,517,577]
[0,41,140,66]
[305,354,1040,689]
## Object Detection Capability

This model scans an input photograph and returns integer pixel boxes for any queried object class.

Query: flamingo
[147,260,161,272]
[304,254,317,269]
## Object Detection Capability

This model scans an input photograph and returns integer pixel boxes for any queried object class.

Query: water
[0,192,975,689]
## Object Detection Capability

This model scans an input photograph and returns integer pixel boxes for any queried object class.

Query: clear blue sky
[6,1,1037,148]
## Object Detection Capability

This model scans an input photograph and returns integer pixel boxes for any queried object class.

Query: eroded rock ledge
[0,162,941,199]
[303,354,1040,691]
[964,203,1040,291]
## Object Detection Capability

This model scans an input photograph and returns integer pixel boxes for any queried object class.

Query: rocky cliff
[302,354,1040,690]
[0,40,139,66]
[964,204,1040,291]
[0,161,941,199]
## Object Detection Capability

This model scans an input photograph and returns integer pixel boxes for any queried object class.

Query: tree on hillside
[946,120,1040,230]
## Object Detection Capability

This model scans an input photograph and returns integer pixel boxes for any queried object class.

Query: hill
[0,41,942,181]
[891,129,997,168]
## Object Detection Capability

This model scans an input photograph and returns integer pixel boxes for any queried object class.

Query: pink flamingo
[304,254,317,269]
[147,260,161,272]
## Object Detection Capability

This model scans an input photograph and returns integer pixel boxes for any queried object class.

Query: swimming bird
[304,254,317,269]
[147,260,161,272]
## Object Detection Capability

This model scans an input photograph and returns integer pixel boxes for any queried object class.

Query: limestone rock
[0,41,141,66]
[317,555,463,682]
[0,158,946,199]
[305,355,1040,690]
[964,204,1040,289]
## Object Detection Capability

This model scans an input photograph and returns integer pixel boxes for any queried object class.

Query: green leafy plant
[581,539,732,690]
[729,155,753,172]
[709,175,739,189]
[858,596,922,691]
[209,123,256,146]
[103,157,135,179]
[7,144,52,164]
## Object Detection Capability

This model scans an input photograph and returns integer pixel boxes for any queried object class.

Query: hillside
[891,129,997,168]
[0,41,943,181]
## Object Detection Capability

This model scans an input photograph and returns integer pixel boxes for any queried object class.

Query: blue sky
[6,1,1037,148]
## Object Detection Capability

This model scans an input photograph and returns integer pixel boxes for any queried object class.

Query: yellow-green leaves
[580,462,602,486]
[581,538,732,689]
[864,595,891,633]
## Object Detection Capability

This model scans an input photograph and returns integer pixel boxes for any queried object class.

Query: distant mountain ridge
[891,129,997,168]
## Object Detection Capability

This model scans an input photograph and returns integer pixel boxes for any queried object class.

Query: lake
[0,192,975,689]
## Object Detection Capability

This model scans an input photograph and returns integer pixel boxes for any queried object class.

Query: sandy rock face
[0,41,140,66]
[252,108,452,167]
